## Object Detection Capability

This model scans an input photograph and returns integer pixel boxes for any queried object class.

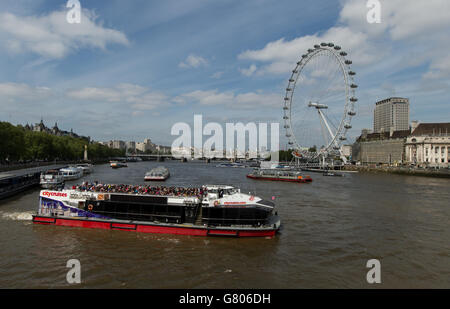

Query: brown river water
[0,161,449,288]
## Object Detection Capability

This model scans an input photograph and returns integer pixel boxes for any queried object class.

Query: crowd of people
[73,182,205,198]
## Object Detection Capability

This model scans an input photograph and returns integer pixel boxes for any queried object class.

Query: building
[24,119,90,142]
[374,97,410,133]
[112,140,126,150]
[405,123,450,167]
[341,144,352,158]
[156,145,171,154]
[352,129,410,165]
[136,138,156,153]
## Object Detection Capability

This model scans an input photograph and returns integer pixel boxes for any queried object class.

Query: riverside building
[405,123,450,168]
[374,97,410,133]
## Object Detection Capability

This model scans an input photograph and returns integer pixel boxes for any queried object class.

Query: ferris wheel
[282,42,357,163]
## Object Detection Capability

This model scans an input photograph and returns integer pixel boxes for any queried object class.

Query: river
[0,161,449,288]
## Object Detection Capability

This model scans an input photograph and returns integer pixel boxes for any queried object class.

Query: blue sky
[0,0,449,147]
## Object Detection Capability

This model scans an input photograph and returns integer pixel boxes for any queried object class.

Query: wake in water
[0,211,34,221]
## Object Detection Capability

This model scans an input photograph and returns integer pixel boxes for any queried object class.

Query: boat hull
[247,175,312,183]
[32,215,278,238]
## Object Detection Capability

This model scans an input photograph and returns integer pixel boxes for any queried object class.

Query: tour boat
[110,161,128,169]
[60,167,83,181]
[40,170,65,189]
[247,169,312,183]
[144,166,170,181]
[32,184,280,238]
[76,163,94,174]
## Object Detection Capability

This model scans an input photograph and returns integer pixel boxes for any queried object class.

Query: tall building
[374,97,410,133]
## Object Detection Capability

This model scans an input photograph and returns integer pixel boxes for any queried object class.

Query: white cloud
[174,89,280,109]
[0,82,52,100]
[0,9,129,59]
[66,84,167,111]
[238,26,376,76]
[179,54,208,68]
[211,71,224,79]
[239,64,257,77]
[237,0,450,81]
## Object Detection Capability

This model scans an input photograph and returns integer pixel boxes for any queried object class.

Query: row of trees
[0,122,125,163]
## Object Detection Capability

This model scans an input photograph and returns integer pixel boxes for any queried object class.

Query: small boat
[323,171,344,177]
[40,170,65,189]
[60,167,83,181]
[110,161,128,169]
[32,184,281,238]
[145,166,170,181]
[247,169,312,183]
[76,163,94,174]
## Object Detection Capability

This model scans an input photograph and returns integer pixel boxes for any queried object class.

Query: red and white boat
[110,161,127,169]
[32,184,280,238]
[247,169,312,183]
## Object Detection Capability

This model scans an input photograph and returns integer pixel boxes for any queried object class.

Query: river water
[0,161,449,288]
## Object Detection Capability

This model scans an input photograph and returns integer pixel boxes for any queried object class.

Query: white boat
[33,184,281,237]
[40,170,65,189]
[145,166,170,181]
[76,163,94,174]
[60,167,83,181]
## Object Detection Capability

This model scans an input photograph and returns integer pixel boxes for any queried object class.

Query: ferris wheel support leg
[317,109,348,165]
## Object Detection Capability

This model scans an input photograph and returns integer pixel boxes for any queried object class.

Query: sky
[0,0,449,148]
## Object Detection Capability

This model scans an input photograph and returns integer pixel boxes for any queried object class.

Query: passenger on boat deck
[73,183,205,198]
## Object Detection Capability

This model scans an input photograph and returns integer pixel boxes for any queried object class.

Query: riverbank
[0,159,112,173]
[344,165,450,178]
